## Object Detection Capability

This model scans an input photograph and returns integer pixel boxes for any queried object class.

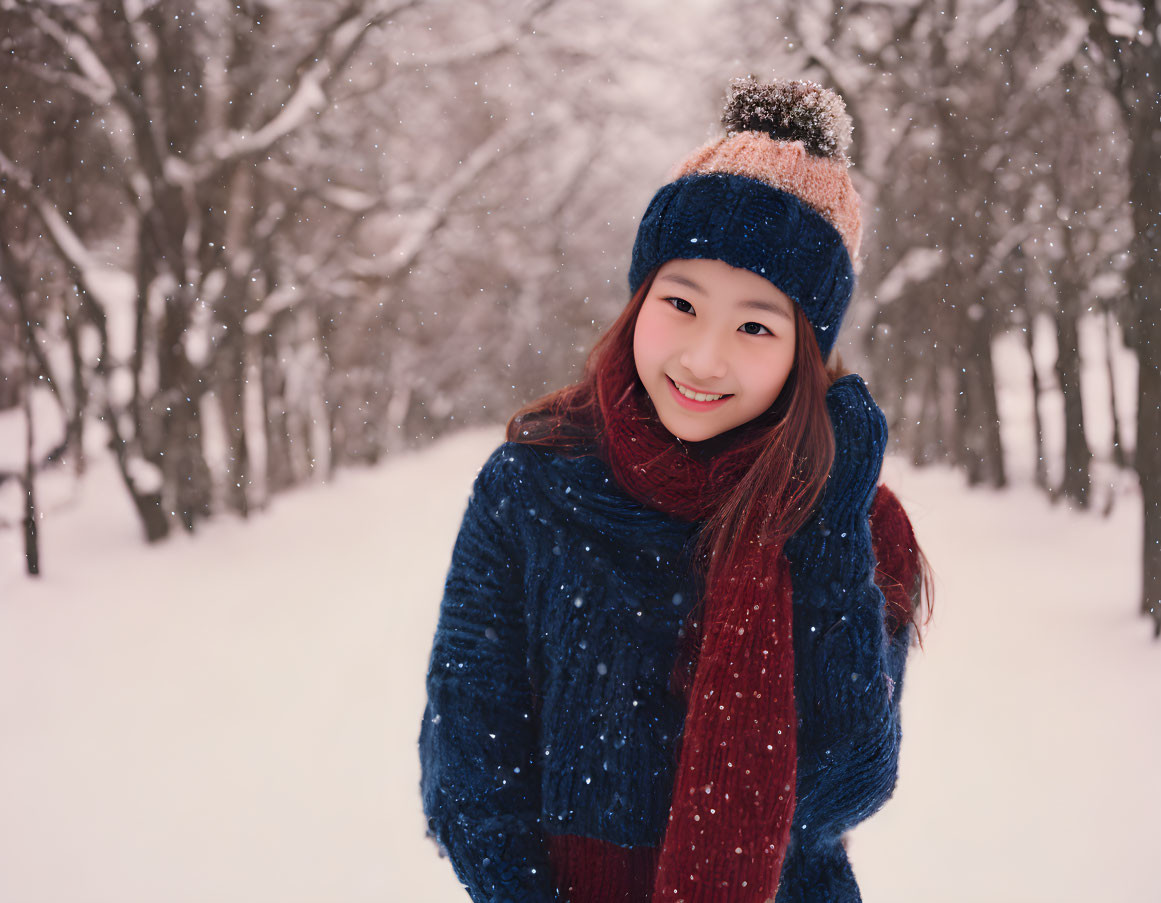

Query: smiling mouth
[668,376,733,402]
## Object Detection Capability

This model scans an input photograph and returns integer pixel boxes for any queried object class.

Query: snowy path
[1,426,1157,903]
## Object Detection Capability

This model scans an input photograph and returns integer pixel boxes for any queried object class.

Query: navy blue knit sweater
[419,440,917,902]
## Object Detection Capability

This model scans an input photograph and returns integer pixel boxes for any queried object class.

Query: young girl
[419,76,934,903]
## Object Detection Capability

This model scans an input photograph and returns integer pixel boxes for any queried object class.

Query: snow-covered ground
[1,424,1158,903]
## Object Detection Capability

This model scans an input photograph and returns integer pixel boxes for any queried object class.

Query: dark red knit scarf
[594,359,797,903]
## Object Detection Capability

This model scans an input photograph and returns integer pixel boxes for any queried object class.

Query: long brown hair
[506,267,934,643]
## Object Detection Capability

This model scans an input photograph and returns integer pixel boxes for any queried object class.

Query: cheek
[750,349,796,400]
[633,305,666,368]
[772,353,797,397]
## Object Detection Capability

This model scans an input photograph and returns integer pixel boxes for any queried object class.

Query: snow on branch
[1093,0,1145,36]
[350,118,536,285]
[874,248,945,306]
[29,6,117,105]
[203,0,416,168]
[983,220,1042,274]
[973,0,1018,44]
[1026,15,1091,94]
[212,74,328,163]
[11,56,112,107]
[0,150,133,313]
[396,0,559,66]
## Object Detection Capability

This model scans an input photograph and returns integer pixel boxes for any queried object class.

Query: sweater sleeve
[786,484,922,841]
[418,445,558,903]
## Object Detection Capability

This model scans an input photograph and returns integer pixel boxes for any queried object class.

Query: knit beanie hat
[628,76,862,360]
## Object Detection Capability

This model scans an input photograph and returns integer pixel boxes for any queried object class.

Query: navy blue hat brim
[628,172,854,359]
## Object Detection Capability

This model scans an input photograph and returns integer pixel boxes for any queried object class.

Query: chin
[658,415,722,444]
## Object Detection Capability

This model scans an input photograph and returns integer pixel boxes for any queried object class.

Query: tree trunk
[1054,299,1092,508]
[63,291,88,476]
[953,352,982,483]
[1134,284,1161,632]
[261,330,295,495]
[977,321,1007,488]
[1022,315,1049,492]
[1121,12,1161,633]
[910,356,942,467]
[217,298,251,518]
[159,292,213,532]
[326,381,344,482]
[164,400,213,531]
[1104,306,1128,471]
[103,405,169,542]
[22,338,40,577]
[961,304,1006,488]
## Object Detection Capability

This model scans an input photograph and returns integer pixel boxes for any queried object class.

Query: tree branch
[350,118,536,285]
[202,0,422,169]
[395,0,557,66]
[0,148,130,319]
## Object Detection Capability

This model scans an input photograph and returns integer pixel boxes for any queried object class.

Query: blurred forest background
[1,0,1158,631]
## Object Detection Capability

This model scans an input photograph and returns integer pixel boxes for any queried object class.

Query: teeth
[674,380,726,402]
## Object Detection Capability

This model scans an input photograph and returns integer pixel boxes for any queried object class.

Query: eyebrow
[657,273,794,322]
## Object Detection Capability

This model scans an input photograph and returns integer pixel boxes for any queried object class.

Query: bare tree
[3,0,1155,634]
[0,0,727,561]
[1080,0,1161,633]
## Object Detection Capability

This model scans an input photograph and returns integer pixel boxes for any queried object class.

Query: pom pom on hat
[628,75,864,359]
[721,75,853,164]
[663,77,863,262]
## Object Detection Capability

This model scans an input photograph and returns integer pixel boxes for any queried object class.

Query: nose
[678,332,729,382]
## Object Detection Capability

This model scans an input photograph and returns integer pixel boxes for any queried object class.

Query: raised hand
[818,373,887,521]
[784,373,887,592]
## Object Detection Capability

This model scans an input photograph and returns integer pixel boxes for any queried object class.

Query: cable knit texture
[666,132,862,263]
[627,172,854,360]
[628,78,863,360]
[419,438,921,902]
[593,354,799,903]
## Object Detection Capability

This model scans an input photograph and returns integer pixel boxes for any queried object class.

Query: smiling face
[632,258,798,443]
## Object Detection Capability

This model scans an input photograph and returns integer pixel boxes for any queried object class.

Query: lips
[666,375,733,409]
